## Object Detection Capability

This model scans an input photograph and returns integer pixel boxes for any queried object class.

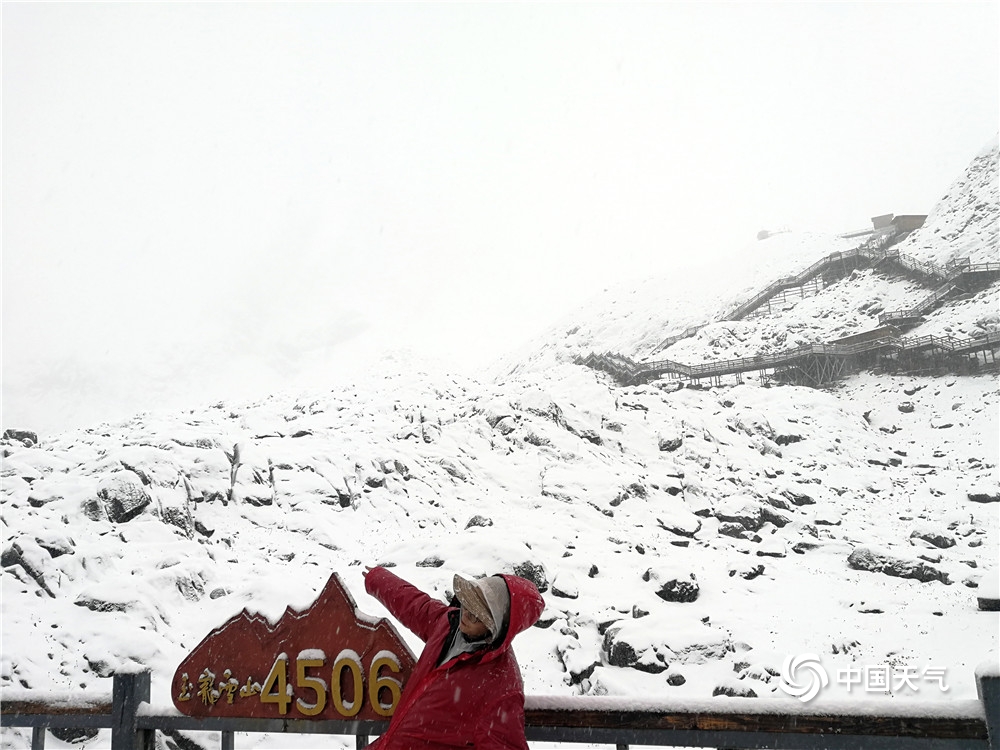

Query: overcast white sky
[3,2,998,434]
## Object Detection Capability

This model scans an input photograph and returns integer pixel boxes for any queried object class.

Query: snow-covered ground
[2,145,997,749]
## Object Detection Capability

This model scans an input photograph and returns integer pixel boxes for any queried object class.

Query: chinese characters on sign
[175,650,405,717]
[172,574,416,720]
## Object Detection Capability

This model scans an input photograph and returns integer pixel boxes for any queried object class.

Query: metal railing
[653,231,904,351]
[880,262,1000,327]
[580,330,1000,386]
[654,325,703,352]
[3,667,999,749]
[723,233,963,323]
[653,222,999,357]
[880,282,961,325]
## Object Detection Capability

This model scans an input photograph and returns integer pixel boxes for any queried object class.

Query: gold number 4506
[260,651,402,717]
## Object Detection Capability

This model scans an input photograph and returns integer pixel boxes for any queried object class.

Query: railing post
[31,726,45,750]
[111,669,151,750]
[979,660,1000,750]
[221,730,235,750]
[356,735,369,749]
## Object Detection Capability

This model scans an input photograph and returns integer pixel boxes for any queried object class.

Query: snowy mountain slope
[2,145,999,750]
[495,231,864,374]
[895,137,999,267]
[659,268,928,366]
[498,140,999,375]
[2,359,997,748]
[908,272,1000,340]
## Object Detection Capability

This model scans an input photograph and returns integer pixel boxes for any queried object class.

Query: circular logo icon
[779,653,829,703]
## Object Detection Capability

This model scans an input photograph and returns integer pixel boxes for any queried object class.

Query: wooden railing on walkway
[3,666,999,749]
[721,229,902,323]
[582,331,1000,387]
[652,221,1000,356]
[880,262,1000,328]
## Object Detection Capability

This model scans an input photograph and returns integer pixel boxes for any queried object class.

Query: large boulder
[909,528,956,549]
[967,487,1000,503]
[556,638,600,685]
[514,390,568,428]
[713,497,765,532]
[759,506,791,528]
[718,522,748,539]
[481,402,515,429]
[1,540,55,597]
[493,417,517,436]
[656,508,702,538]
[569,426,603,446]
[713,683,758,698]
[465,515,493,530]
[551,571,580,599]
[977,576,999,611]
[603,619,731,672]
[34,532,75,559]
[96,471,152,523]
[643,566,700,603]
[27,477,66,508]
[81,496,108,522]
[781,489,816,506]
[658,436,683,452]
[602,624,668,673]
[513,561,549,592]
[3,429,38,446]
[75,594,134,613]
[438,459,467,481]
[847,547,950,584]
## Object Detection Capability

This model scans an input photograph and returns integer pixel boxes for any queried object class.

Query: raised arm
[364,566,450,643]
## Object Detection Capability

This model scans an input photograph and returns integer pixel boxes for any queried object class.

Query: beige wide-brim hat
[454,574,510,641]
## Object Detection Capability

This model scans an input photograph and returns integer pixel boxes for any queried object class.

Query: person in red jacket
[364,566,545,749]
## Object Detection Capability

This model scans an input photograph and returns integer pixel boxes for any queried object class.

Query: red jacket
[364,567,544,749]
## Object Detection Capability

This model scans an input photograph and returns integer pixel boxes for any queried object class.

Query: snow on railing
[3,668,999,749]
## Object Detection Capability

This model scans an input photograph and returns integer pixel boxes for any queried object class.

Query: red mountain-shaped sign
[172,573,417,720]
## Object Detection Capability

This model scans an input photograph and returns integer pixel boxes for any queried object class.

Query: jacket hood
[490,574,544,656]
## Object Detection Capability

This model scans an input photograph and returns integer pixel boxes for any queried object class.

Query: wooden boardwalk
[649,228,1000,356]
[581,331,1000,387]
[584,225,1000,387]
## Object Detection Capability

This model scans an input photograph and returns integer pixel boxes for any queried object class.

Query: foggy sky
[3,2,998,433]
